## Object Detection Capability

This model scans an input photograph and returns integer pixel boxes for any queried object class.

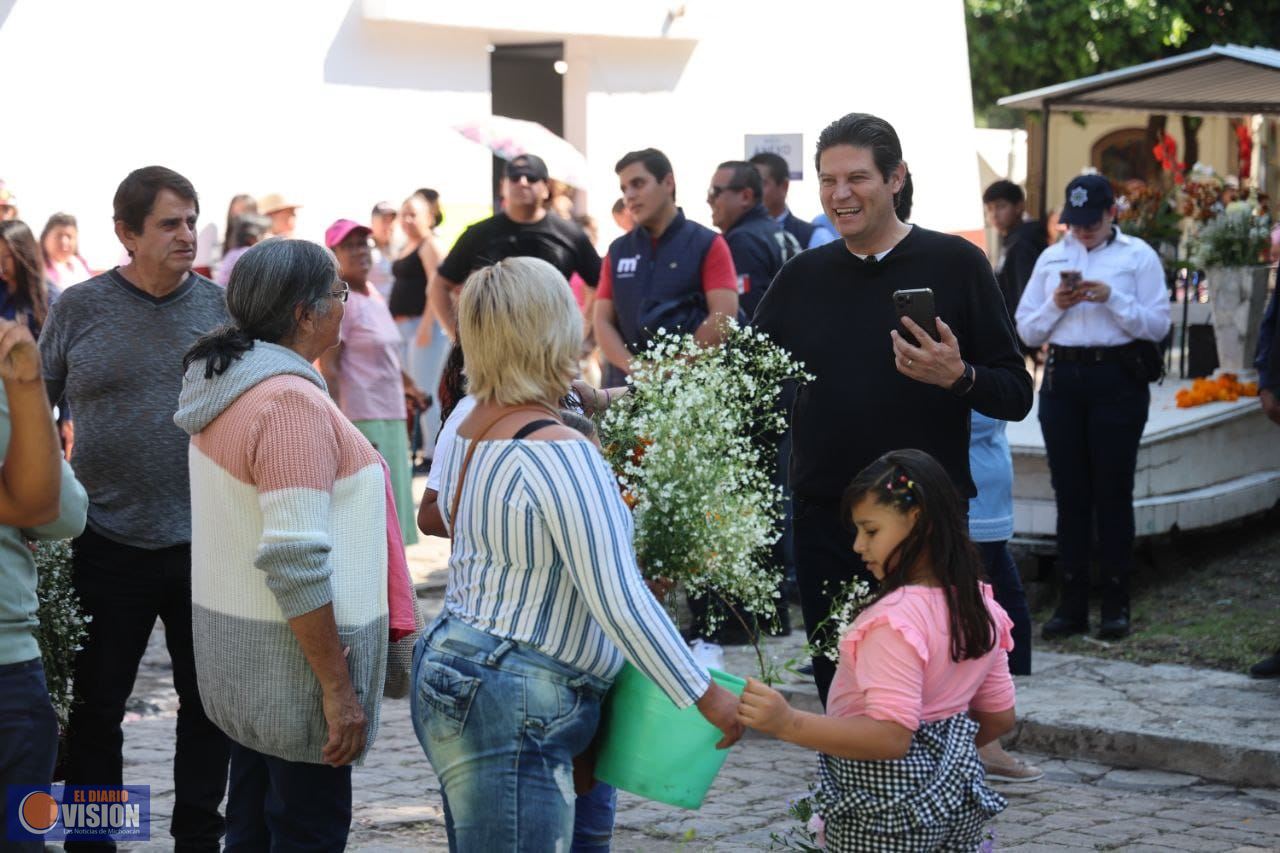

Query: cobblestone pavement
[94,605,1280,852]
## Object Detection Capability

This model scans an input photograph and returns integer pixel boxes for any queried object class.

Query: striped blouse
[437,434,710,708]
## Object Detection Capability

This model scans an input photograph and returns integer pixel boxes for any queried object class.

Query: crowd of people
[0,105,1276,852]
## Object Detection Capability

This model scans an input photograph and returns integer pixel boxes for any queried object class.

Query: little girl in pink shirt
[739,449,1016,852]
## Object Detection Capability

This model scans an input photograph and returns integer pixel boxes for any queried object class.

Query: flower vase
[1206,266,1270,373]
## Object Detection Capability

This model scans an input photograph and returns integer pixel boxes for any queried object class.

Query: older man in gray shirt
[39,166,231,852]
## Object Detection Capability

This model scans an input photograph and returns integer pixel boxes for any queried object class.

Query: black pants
[1038,359,1149,622]
[976,541,1032,675]
[0,658,59,853]
[63,528,230,852]
[224,741,352,852]
[793,496,876,706]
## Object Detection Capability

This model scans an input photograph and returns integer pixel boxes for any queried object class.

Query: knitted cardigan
[175,342,387,764]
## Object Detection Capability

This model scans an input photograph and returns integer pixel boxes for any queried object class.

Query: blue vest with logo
[607,209,719,354]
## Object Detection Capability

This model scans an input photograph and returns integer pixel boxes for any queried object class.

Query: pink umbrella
[454,116,591,189]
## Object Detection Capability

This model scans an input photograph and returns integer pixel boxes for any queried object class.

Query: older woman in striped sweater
[414,256,742,851]
[176,239,413,851]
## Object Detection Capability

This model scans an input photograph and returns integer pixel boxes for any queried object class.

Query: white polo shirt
[1015,228,1171,348]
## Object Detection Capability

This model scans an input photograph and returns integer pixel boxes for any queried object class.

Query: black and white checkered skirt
[815,713,1006,852]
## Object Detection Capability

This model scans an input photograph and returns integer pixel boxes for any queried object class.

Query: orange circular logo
[18,791,59,834]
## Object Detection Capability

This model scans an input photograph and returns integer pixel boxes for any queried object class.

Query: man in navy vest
[594,148,739,385]
[708,160,800,317]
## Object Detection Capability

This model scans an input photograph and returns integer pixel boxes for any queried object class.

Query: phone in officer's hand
[893,288,940,347]
[1060,270,1083,292]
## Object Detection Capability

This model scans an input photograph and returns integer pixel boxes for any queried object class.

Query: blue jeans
[224,741,351,852]
[572,781,617,852]
[976,541,1032,675]
[411,614,611,852]
[0,658,59,853]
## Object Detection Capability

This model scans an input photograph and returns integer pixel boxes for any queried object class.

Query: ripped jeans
[411,613,610,852]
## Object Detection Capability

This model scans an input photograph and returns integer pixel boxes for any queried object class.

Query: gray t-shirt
[40,269,230,548]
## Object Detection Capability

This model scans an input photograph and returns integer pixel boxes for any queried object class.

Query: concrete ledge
[1008,718,1280,788]
[1009,651,1280,787]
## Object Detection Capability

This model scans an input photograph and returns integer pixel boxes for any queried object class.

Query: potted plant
[1190,194,1273,373]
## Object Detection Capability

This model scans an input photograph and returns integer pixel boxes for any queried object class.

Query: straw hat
[259,192,302,215]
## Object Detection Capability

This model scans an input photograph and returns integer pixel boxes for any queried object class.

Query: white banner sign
[745,133,804,180]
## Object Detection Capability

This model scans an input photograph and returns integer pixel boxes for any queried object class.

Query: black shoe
[1249,649,1280,679]
[1097,615,1131,640]
[1042,615,1088,640]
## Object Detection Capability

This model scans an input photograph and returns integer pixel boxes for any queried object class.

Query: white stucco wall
[1,0,982,268]
[568,0,984,242]
[1,0,494,268]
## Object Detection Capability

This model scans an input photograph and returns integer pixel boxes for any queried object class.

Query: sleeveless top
[388,243,428,318]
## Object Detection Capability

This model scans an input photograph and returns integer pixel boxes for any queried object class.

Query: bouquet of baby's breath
[32,539,87,729]
[1190,195,1273,269]
[600,323,811,631]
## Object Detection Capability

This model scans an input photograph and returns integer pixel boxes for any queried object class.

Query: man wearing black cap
[1015,174,1170,641]
[428,154,600,338]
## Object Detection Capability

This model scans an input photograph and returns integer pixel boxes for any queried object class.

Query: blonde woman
[412,257,741,851]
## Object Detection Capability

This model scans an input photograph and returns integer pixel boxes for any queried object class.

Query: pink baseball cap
[324,219,372,248]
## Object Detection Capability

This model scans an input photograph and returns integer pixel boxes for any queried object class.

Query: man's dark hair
[982,180,1025,206]
[716,160,763,204]
[748,151,789,185]
[611,197,626,215]
[113,166,199,234]
[615,148,673,182]
[815,113,913,221]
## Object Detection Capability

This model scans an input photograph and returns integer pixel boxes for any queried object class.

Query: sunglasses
[707,184,745,202]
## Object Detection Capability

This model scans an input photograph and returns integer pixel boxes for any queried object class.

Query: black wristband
[949,361,975,396]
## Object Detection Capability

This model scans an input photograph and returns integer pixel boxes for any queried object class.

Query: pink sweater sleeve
[852,623,926,732]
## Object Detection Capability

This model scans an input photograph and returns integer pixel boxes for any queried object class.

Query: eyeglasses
[707,185,745,202]
[331,281,350,303]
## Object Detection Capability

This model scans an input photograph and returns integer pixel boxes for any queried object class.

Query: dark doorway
[490,42,564,209]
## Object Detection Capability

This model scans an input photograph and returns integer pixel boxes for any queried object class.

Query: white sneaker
[688,638,725,671]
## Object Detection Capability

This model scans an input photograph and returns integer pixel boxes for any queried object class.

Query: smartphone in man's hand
[893,288,939,347]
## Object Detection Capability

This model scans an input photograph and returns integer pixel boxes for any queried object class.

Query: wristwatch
[949,361,975,396]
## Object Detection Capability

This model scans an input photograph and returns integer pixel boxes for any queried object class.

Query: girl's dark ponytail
[183,325,255,378]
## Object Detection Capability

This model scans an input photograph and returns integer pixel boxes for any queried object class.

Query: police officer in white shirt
[1015,174,1171,641]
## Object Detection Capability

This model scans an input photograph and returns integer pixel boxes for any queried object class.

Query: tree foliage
[967,1,1280,125]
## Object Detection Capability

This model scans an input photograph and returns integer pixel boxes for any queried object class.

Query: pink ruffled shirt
[826,584,1016,731]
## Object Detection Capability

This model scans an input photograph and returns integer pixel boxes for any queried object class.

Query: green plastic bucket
[593,663,746,810]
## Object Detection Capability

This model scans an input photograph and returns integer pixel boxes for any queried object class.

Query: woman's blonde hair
[458,256,582,406]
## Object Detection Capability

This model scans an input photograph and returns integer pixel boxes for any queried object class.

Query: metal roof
[998,44,1280,115]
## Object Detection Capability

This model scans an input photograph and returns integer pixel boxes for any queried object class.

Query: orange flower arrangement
[1175,373,1259,408]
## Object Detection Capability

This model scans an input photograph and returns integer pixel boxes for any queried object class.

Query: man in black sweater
[753,113,1033,702]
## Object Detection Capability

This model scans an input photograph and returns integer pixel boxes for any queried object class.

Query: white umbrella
[454,115,591,189]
